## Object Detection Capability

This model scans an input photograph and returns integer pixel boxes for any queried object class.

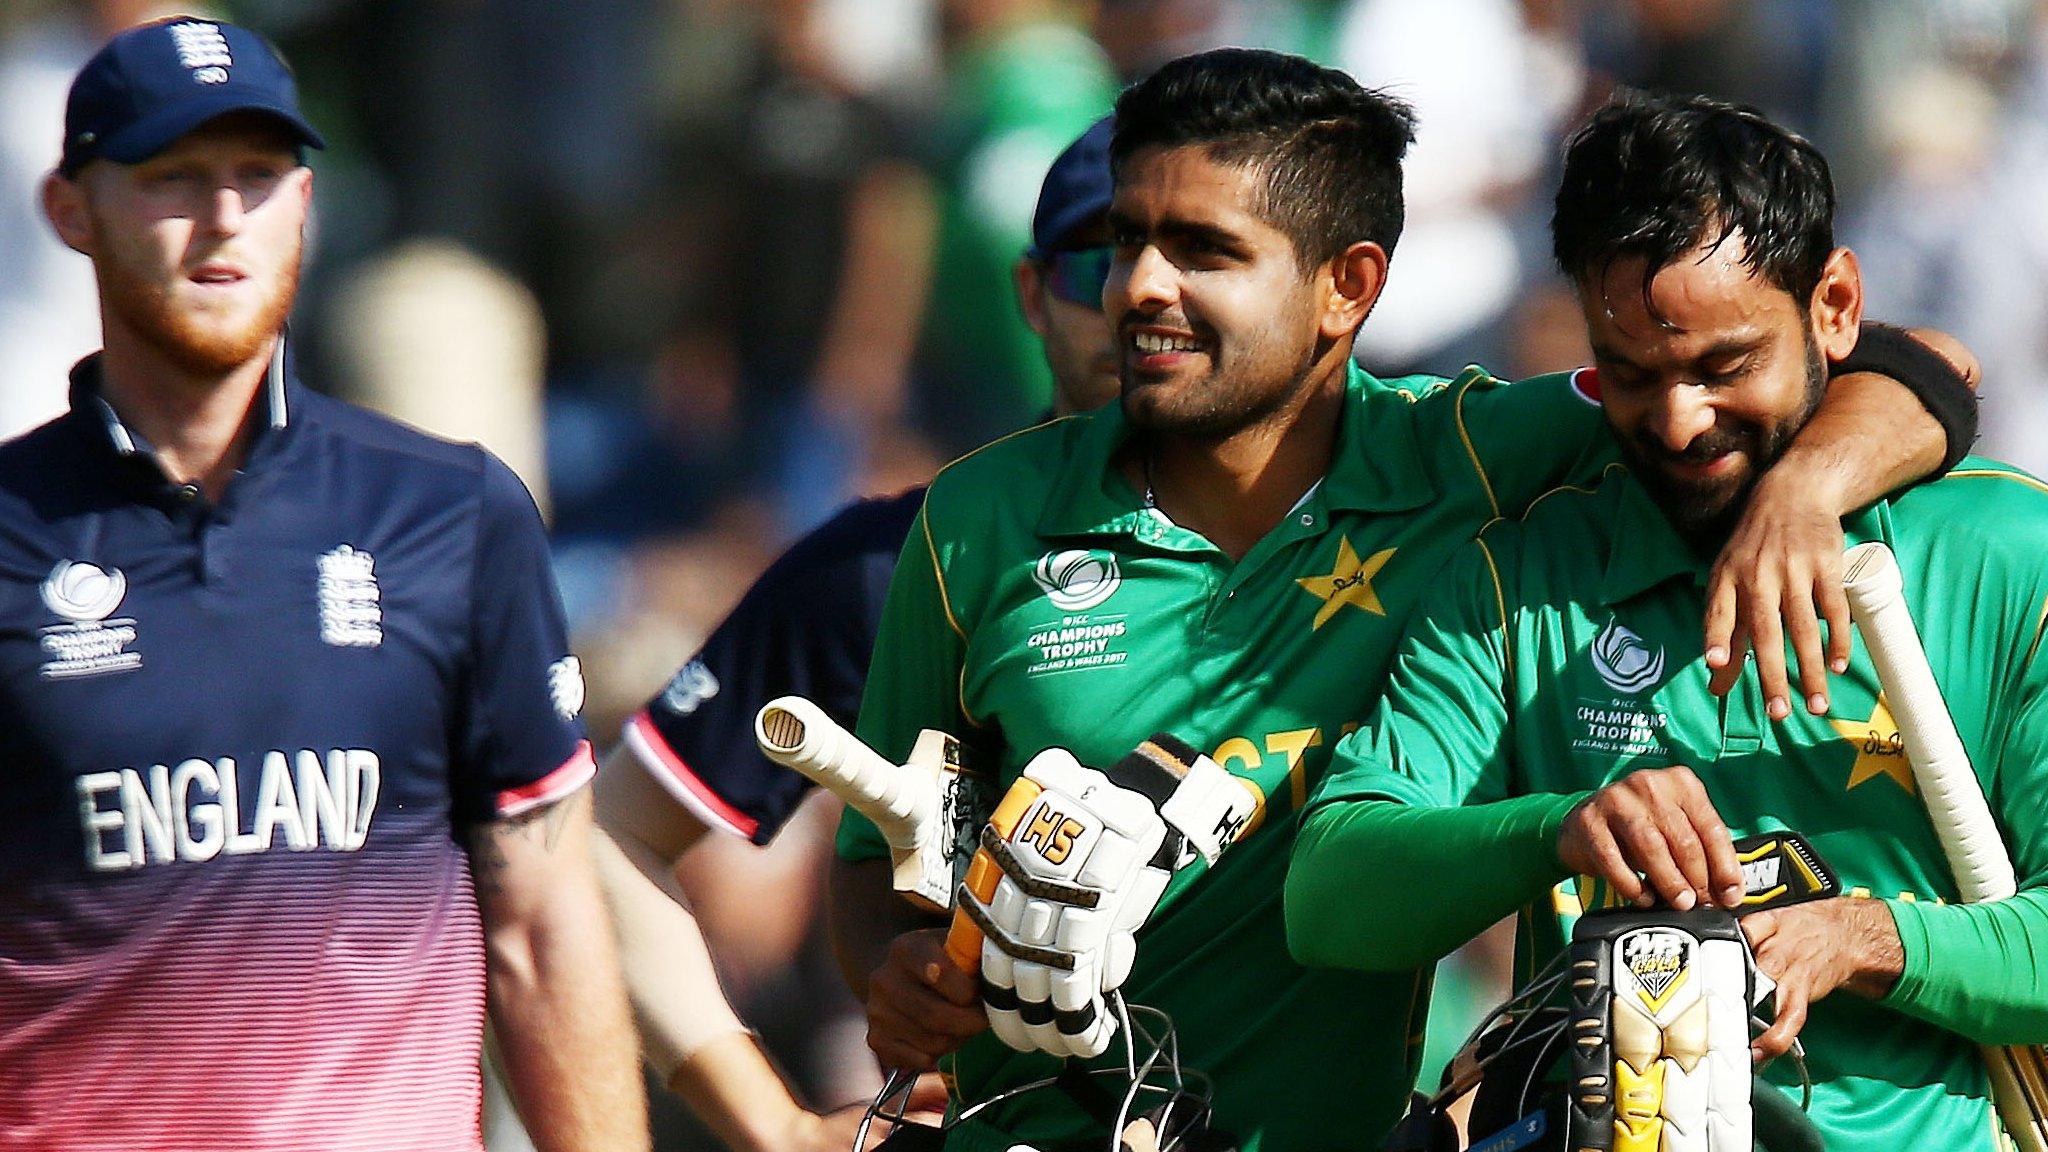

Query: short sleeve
[622,499,908,845]
[452,454,592,824]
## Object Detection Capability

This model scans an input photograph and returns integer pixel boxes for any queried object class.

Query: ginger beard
[86,196,301,378]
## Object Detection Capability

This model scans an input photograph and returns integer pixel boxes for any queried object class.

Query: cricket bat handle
[1842,542,2045,1152]
[1841,542,2016,902]
[755,696,933,854]
[756,696,988,970]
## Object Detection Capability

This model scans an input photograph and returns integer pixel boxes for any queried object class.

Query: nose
[1106,244,1176,318]
[200,184,246,237]
[1645,384,1717,454]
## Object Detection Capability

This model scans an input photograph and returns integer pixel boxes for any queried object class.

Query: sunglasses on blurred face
[1042,246,1113,310]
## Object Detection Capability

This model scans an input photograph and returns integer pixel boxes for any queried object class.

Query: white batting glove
[957,735,1257,1059]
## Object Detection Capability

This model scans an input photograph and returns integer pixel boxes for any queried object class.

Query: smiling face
[1578,230,1861,547]
[47,112,310,377]
[1104,144,1359,440]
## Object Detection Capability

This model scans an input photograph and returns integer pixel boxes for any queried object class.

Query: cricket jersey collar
[1599,470,1711,606]
[1600,467,1901,607]
[66,334,297,495]
[1319,361,1436,514]
[1035,361,1436,540]
[1035,404,1158,541]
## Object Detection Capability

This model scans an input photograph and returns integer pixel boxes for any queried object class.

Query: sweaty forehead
[1585,233,1803,353]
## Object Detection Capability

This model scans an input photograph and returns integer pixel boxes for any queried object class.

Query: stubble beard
[1122,322,1318,445]
[94,229,300,379]
[1627,332,1827,551]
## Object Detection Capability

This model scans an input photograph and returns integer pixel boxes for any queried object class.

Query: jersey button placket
[1718,652,1766,756]
[201,521,230,583]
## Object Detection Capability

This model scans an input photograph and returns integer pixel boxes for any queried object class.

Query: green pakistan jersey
[840,362,1614,1152]
[1294,458,2048,1150]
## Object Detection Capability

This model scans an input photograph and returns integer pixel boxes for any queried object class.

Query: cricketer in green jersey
[1289,94,2034,1150]
[834,55,1973,1152]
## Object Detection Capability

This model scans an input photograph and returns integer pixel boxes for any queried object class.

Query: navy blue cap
[1027,115,1115,259]
[60,16,325,177]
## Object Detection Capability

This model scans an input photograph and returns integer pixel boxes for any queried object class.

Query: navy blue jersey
[0,354,592,1151]
[622,489,922,843]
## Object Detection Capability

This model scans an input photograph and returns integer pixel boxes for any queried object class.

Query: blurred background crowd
[4,1,2046,1148]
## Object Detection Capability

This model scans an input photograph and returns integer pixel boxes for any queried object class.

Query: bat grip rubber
[944,913,982,976]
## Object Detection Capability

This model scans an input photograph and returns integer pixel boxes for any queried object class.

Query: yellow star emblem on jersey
[1297,538,1396,631]
[1829,695,1917,794]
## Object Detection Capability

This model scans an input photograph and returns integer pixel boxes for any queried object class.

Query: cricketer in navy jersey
[0,352,593,1148]
[7,16,645,1152]
[587,117,1117,1147]
[623,489,922,841]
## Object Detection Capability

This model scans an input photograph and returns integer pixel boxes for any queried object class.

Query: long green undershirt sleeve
[1285,791,1590,972]
[1882,889,2048,1045]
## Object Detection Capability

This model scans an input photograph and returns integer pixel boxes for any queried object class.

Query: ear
[1014,257,1051,338]
[1810,246,1862,362]
[1321,240,1389,342]
[42,170,94,257]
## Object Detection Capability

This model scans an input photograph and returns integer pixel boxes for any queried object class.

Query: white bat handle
[755,696,932,853]
[1842,541,2017,903]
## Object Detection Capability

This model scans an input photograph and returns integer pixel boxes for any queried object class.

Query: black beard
[1622,334,1828,553]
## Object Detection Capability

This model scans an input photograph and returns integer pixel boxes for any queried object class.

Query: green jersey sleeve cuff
[1880,891,2048,1044]
[1881,896,1933,1011]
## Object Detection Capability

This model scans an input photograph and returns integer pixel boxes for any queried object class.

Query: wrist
[666,1029,808,1152]
[1845,898,1907,998]
[1758,445,1855,515]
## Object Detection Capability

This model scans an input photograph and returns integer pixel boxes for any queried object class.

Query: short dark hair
[1111,48,1417,268]
[1552,92,1836,308]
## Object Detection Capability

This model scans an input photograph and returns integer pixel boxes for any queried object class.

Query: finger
[1567,811,1646,907]
[980,944,1034,1053]
[1747,580,1792,720]
[867,1000,944,1071]
[1818,571,1852,676]
[1703,559,1740,684]
[868,1036,937,1073]
[1052,952,1114,1058]
[920,948,981,1006]
[1782,574,1831,715]
[1709,628,1750,698]
[1667,770,1742,906]
[1741,909,1778,950]
[890,970,992,1042]
[1753,982,1807,1063]
[1620,806,1698,910]
[1013,959,1063,1056]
